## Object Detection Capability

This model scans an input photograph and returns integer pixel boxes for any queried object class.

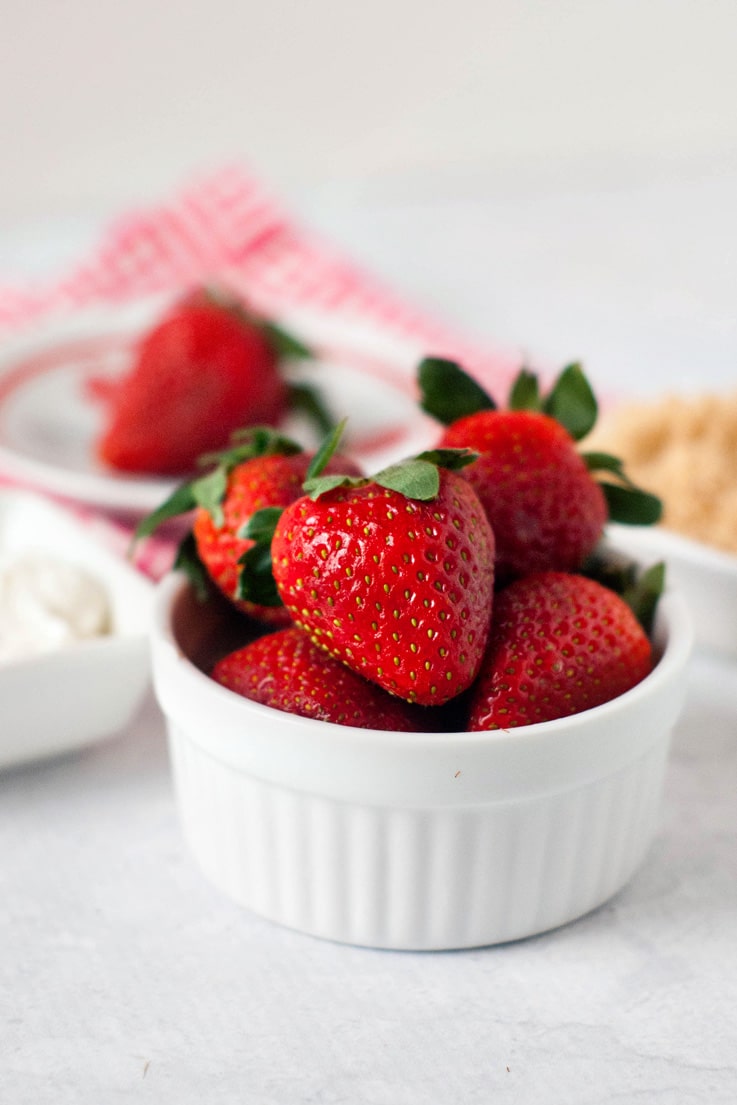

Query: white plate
[0,489,154,769]
[0,299,434,516]
[607,521,737,659]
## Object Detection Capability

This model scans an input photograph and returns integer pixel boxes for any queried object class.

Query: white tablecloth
[2,166,736,1103]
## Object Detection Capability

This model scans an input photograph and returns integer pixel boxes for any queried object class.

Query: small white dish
[0,299,432,515]
[151,558,693,951]
[607,522,737,659]
[0,489,153,769]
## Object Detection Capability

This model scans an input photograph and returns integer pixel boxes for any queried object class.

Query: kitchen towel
[0,164,519,577]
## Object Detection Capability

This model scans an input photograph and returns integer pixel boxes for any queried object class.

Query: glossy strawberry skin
[211,627,426,731]
[193,451,361,626]
[271,470,495,706]
[438,410,607,582]
[468,571,653,731]
[98,300,288,475]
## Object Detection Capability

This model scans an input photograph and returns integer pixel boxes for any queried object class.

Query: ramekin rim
[151,568,694,753]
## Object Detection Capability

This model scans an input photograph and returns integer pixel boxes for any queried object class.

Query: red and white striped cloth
[0,165,519,578]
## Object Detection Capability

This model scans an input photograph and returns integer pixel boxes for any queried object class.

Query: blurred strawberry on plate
[92,288,298,476]
[0,295,432,516]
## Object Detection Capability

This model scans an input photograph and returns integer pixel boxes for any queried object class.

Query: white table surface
[1,166,736,1103]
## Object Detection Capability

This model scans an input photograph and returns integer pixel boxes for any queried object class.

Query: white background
[2,6,737,1103]
[2,1,736,395]
[1,0,737,218]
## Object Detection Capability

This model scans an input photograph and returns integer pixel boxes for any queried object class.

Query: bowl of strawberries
[147,361,693,950]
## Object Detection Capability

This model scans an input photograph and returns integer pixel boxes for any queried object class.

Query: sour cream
[0,553,111,664]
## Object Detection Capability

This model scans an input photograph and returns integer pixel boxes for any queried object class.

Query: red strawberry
[440,408,607,581]
[419,359,661,583]
[267,448,496,706]
[135,428,361,626]
[192,453,309,621]
[211,627,426,731]
[96,292,295,475]
[467,570,654,730]
[193,449,361,624]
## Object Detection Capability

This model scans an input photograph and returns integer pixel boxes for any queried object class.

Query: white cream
[0,553,111,664]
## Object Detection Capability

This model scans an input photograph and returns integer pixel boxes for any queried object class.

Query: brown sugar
[584,391,737,555]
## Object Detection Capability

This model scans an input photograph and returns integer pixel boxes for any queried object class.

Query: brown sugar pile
[584,391,737,555]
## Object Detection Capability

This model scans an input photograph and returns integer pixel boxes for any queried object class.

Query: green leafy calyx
[583,552,666,635]
[201,287,313,361]
[260,320,312,361]
[172,532,212,602]
[286,382,336,439]
[538,363,598,441]
[582,451,663,526]
[134,427,303,540]
[505,361,598,440]
[415,355,661,528]
[418,357,598,441]
[229,508,286,609]
[418,357,496,425]
[303,421,478,503]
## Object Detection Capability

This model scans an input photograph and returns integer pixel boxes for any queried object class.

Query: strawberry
[441,408,607,581]
[256,437,496,706]
[211,627,426,731]
[135,427,362,625]
[467,569,657,730]
[95,289,317,476]
[419,359,662,583]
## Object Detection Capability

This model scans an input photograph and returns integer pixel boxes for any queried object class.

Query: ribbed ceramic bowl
[151,567,693,951]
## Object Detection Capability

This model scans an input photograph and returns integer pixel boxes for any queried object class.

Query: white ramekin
[151,569,693,950]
